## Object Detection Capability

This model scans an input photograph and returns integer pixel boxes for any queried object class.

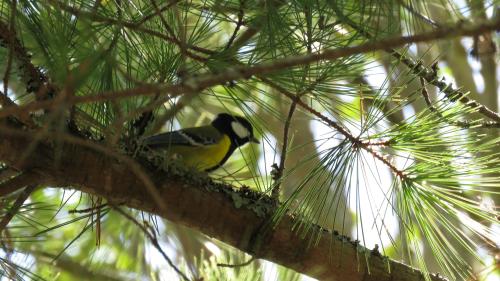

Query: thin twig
[228,0,287,51]
[271,8,318,198]
[362,140,392,146]
[0,185,36,234]
[271,102,296,199]
[260,77,407,179]
[397,0,440,27]
[114,207,190,281]
[151,0,177,39]
[135,0,181,27]
[0,84,166,119]
[217,257,255,268]
[419,78,500,128]
[45,0,210,61]
[393,52,500,123]
[225,0,245,50]
[69,203,108,214]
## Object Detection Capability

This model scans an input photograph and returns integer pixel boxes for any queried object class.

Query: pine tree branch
[224,0,245,50]
[45,0,211,61]
[0,171,41,198]
[1,14,497,121]
[331,6,500,124]
[391,51,500,123]
[419,78,500,128]
[260,77,407,179]
[0,125,448,281]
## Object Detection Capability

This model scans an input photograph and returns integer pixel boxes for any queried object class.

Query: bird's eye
[231,121,250,138]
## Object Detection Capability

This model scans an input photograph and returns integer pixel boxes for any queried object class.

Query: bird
[142,113,259,172]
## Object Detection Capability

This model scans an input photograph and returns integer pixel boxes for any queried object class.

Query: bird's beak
[250,136,260,144]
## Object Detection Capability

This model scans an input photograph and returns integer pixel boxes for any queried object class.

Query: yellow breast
[167,135,232,171]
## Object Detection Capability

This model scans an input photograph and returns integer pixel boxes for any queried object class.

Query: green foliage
[0,0,499,280]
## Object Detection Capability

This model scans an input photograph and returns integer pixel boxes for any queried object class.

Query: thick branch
[0,126,447,281]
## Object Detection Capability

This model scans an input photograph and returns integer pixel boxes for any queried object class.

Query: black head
[211,113,259,147]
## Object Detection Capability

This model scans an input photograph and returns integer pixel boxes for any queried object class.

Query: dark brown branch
[217,257,255,268]
[0,166,18,182]
[260,77,407,179]
[0,90,16,108]
[0,89,35,128]
[224,0,245,50]
[272,101,296,199]
[0,172,42,198]
[0,125,447,281]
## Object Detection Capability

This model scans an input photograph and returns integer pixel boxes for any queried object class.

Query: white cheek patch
[231,121,250,138]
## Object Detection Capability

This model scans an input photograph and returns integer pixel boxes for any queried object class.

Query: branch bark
[0,125,447,281]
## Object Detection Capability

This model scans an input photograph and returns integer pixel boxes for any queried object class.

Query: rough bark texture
[0,126,446,281]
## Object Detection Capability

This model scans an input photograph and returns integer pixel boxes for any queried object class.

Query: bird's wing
[142,125,223,148]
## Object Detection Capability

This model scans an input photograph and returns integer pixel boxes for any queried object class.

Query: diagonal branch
[419,78,500,128]
[0,123,448,281]
[392,51,500,123]
[0,171,42,198]
[0,15,498,120]
[331,6,500,124]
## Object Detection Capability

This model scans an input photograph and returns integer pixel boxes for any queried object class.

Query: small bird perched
[142,113,259,172]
